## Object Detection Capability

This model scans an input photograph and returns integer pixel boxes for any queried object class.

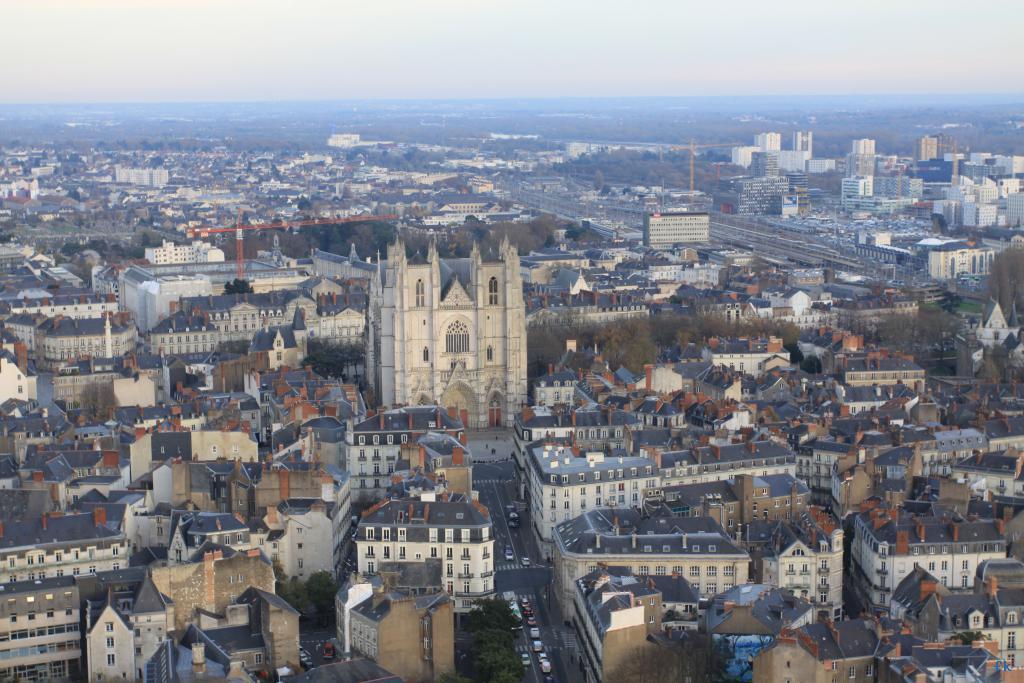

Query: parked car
[299,648,313,669]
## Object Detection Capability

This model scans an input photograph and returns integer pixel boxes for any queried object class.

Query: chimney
[452,447,464,466]
[41,514,47,530]
[988,576,999,599]
[192,642,206,674]
[920,579,938,602]
[645,364,653,392]
[279,469,291,500]
[93,507,107,527]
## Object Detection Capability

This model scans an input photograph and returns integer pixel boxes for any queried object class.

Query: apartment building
[345,586,455,682]
[85,574,172,682]
[345,405,465,503]
[0,293,118,320]
[841,355,926,391]
[573,569,663,683]
[356,493,495,614]
[144,240,225,265]
[0,509,127,582]
[702,337,788,374]
[0,575,82,681]
[262,498,334,579]
[525,444,659,553]
[32,314,138,371]
[745,508,844,619]
[753,618,881,683]
[552,509,749,615]
[653,439,798,488]
[851,502,1007,609]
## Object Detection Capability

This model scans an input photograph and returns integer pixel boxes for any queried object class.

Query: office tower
[793,131,813,155]
[750,151,779,178]
[915,136,939,162]
[731,146,760,168]
[786,173,810,214]
[643,212,710,247]
[755,132,782,152]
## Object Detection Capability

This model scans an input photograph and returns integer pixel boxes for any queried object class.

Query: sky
[3,0,1022,103]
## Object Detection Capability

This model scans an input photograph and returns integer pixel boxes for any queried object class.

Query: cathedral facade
[367,238,527,428]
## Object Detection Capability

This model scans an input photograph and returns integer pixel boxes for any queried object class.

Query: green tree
[952,630,986,645]
[800,355,823,374]
[302,339,364,380]
[306,571,338,624]
[224,278,254,295]
[283,577,310,613]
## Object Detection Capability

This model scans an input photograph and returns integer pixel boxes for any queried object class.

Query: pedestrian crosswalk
[474,478,507,485]
[495,561,521,572]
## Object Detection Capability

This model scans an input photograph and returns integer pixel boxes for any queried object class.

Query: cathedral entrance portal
[487,392,503,428]
[441,383,475,429]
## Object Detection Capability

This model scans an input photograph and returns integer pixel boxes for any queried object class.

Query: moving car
[322,642,336,660]
[529,627,541,639]
[532,640,543,652]
[521,653,531,666]
[504,545,514,561]
[521,556,531,567]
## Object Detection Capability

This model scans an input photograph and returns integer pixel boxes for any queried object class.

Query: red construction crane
[186,212,398,280]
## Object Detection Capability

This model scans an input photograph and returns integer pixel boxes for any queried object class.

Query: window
[415,280,425,307]
[107,654,116,666]
[106,637,114,648]
[445,320,470,354]
[423,347,429,363]
[848,666,855,679]
[105,622,113,632]
[255,653,263,665]
[488,277,499,305]
[486,346,493,362]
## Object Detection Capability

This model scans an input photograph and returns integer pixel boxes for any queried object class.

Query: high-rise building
[915,135,940,162]
[1008,193,1024,227]
[114,166,169,187]
[751,151,779,178]
[850,139,876,156]
[786,173,810,215]
[846,139,877,177]
[755,132,782,152]
[731,146,760,168]
[734,176,789,215]
[643,212,710,247]
[793,131,813,155]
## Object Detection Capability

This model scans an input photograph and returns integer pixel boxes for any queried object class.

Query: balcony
[458,572,475,579]
[481,570,494,578]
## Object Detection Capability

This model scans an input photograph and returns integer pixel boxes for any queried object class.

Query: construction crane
[186,212,398,280]
[666,139,745,193]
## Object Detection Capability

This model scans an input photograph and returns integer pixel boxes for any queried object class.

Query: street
[472,459,581,683]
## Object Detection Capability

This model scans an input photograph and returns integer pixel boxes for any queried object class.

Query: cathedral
[367,238,527,428]
[956,298,1024,375]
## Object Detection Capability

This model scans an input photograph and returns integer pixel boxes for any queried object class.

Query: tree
[282,577,310,614]
[463,599,522,683]
[306,571,338,624]
[79,382,116,420]
[302,339,364,380]
[437,674,472,683]
[952,630,985,645]
[800,355,823,374]
[988,249,1024,313]
[224,278,254,295]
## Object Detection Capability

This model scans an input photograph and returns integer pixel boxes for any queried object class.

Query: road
[473,459,581,683]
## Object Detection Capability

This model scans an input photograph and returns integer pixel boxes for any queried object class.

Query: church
[367,238,528,428]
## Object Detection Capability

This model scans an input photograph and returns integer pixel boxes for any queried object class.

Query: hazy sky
[3,0,1022,103]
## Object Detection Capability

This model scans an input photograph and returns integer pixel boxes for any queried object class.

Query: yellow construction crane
[667,139,744,192]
